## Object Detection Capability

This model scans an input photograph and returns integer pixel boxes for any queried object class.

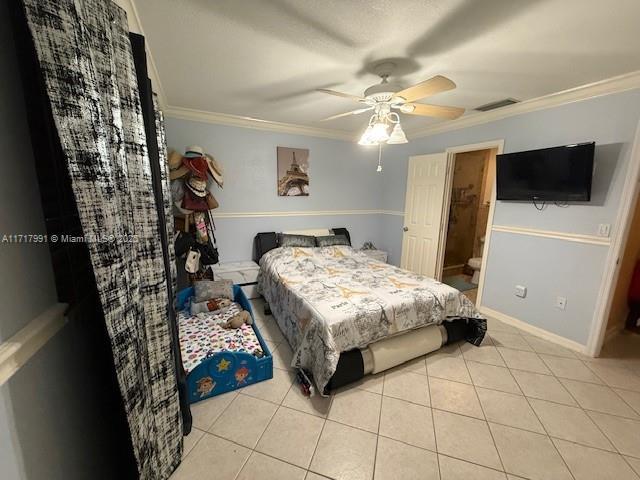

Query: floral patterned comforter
[258,245,483,393]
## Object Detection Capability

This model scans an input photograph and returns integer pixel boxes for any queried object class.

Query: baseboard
[443,264,466,275]
[479,306,587,354]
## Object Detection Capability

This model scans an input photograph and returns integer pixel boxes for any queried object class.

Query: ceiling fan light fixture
[370,122,390,143]
[387,123,408,144]
[357,125,377,146]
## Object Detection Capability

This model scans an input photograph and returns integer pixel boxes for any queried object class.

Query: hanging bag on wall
[185,248,201,274]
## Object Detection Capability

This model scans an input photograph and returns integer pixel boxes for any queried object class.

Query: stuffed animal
[223,310,252,329]
[190,297,232,315]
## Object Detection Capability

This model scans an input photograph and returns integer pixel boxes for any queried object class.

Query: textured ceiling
[134,0,640,134]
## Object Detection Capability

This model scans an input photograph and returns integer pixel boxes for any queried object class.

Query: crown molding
[406,70,640,139]
[165,71,640,141]
[125,0,640,141]
[164,106,354,141]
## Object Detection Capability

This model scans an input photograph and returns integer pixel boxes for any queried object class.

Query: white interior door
[401,152,448,277]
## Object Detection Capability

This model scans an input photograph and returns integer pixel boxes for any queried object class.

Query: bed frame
[177,285,273,404]
[251,228,486,394]
[253,227,351,262]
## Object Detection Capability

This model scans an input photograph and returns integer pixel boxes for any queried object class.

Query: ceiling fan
[316,62,464,145]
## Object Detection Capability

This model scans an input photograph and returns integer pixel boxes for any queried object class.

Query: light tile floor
[172,299,640,480]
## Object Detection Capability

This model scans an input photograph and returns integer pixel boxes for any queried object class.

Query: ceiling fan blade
[316,88,366,103]
[392,75,456,103]
[402,103,465,119]
[320,107,373,121]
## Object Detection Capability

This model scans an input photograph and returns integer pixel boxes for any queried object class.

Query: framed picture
[277,147,309,196]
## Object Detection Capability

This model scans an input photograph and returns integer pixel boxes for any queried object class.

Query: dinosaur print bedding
[257,245,484,393]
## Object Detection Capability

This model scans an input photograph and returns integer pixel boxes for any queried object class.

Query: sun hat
[186,176,208,197]
[205,154,224,188]
[169,150,190,180]
[184,145,205,158]
[182,156,208,180]
[168,150,183,169]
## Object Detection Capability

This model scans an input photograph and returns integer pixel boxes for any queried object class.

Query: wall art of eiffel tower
[277,147,309,196]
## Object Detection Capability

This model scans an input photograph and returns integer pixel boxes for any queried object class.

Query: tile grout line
[235,381,315,478]
[252,305,640,473]
[248,358,640,458]
[180,427,206,461]
[232,354,297,480]
[370,369,387,479]
[425,363,442,479]
[495,345,578,480]
[460,348,507,474]
[189,382,640,479]
[206,430,312,477]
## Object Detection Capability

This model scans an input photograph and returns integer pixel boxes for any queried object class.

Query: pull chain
[377,144,383,172]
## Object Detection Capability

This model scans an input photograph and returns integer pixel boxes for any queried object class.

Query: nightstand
[360,249,388,263]
[211,261,260,299]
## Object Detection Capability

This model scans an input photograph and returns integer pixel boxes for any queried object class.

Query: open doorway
[440,148,498,304]
[603,192,640,342]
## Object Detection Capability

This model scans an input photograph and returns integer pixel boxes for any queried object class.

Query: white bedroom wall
[164,117,387,261]
[379,89,640,345]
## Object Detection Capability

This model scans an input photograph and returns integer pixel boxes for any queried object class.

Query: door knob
[403,226,409,232]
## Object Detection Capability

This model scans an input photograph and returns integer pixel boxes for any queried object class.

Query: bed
[177,285,273,403]
[255,229,486,395]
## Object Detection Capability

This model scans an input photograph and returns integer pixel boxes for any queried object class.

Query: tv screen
[496,142,595,201]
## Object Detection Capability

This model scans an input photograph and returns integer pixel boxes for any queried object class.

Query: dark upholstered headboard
[253,228,351,262]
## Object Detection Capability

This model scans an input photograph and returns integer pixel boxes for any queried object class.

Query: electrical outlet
[598,224,611,237]
[556,296,567,310]
[515,285,527,298]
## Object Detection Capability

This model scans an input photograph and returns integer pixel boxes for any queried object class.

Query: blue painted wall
[164,118,389,261]
[164,89,640,345]
[379,89,640,344]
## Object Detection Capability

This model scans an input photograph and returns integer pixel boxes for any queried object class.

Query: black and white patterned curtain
[21,0,182,477]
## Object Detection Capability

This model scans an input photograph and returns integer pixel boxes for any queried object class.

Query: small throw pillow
[193,279,233,303]
[316,234,350,247]
[278,233,316,248]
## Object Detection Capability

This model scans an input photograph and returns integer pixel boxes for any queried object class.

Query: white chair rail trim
[211,209,405,218]
[492,225,611,246]
[0,303,68,386]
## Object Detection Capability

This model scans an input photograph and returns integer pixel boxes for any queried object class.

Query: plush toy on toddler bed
[190,297,232,315]
[223,310,252,329]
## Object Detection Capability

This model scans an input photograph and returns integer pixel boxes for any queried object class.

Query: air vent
[475,98,519,112]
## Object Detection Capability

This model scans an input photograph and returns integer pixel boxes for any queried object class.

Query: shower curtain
[20,0,182,477]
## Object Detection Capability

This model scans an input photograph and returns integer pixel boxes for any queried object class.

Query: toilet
[467,257,482,284]
[467,236,485,285]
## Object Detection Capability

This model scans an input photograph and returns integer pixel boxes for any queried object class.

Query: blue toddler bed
[177,285,273,403]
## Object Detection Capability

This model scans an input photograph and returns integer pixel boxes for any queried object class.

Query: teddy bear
[222,310,252,329]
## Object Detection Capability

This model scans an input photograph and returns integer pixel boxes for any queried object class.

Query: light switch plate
[515,285,527,298]
[598,224,611,237]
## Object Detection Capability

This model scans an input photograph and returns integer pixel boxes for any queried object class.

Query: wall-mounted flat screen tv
[496,142,595,201]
